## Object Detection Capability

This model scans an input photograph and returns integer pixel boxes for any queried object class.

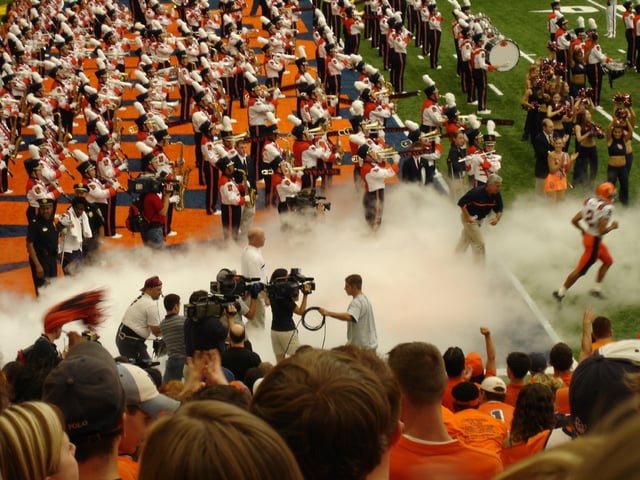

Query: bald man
[221,323,262,382]
[241,227,268,333]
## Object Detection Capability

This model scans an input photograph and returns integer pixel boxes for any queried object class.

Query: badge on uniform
[227,184,233,191]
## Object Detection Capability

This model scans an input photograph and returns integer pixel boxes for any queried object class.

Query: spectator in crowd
[139,401,303,480]
[0,401,79,480]
[579,305,614,361]
[250,347,399,480]
[549,342,574,386]
[478,376,515,425]
[116,276,164,362]
[449,381,508,454]
[387,341,503,479]
[466,327,497,384]
[505,352,531,406]
[319,274,378,350]
[441,346,470,411]
[501,383,559,467]
[159,293,187,382]
[220,323,262,382]
[42,342,125,480]
[570,339,640,435]
[117,362,180,479]
[528,352,548,376]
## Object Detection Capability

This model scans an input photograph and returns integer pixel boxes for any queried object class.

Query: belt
[117,324,145,342]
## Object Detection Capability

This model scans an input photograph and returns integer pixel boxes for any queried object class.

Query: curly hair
[510,383,556,444]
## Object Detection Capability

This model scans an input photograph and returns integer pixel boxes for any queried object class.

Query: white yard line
[488,83,503,96]
[520,51,536,64]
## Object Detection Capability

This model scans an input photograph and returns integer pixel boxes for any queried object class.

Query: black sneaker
[552,291,564,303]
[589,290,606,299]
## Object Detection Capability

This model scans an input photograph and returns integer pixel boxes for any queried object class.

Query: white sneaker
[3,189,13,194]
[477,109,492,115]
[436,65,443,70]
[110,233,123,239]
[214,210,222,216]
[467,100,478,105]
[167,230,178,237]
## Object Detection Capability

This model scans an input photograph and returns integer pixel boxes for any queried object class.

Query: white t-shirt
[241,245,267,282]
[121,293,161,339]
[346,293,378,350]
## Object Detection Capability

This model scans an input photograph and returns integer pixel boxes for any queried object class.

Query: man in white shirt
[116,276,163,361]
[319,274,378,350]
[241,227,268,333]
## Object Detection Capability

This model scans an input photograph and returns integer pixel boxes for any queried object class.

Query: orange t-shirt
[500,429,551,468]
[477,401,514,426]
[447,408,509,454]
[118,455,139,480]
[504,383,525,407]
[555,371,572,387]
[390,434,503,480]
[591,338,613,353]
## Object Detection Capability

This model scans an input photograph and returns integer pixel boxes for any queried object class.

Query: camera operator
[141,178,171,248]
[184,290,229,356]
[268,268,312,362]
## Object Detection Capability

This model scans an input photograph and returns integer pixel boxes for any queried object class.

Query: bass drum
[485,37,520,72]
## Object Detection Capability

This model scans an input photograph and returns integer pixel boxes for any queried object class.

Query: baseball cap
[117,363,180,419]
[465,352,484,378]
[43,342,124,441]
[529,352,548,374]
[141,276,162,291]
[480,376,506,394]
[570,340,640,433]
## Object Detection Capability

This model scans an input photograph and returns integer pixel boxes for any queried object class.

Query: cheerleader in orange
[544,138,578,202]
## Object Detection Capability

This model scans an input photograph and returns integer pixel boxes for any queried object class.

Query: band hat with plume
[423,74,437,96]
[43,288,107,333]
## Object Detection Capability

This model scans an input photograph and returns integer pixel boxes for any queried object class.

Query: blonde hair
[0,401,65,480]
[139,400,303,480]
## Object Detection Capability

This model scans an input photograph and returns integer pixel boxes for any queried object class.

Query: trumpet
[261,166,305,175]
[399,129,440,148]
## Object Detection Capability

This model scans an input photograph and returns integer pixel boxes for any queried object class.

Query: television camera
[267,268,316,300]
[285,190,331,213]
[127,171,178,196]
[184,269,263,321]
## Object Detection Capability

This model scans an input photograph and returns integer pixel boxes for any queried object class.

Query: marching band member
[217,150,250,241]
[427,3,443,70]
[357,141,398,230]
[471,28,495,115]
[271,155,302,231]
[421,74,445,133]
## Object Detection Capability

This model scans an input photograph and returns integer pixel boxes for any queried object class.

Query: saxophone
[236,168,256,207]
[174,142,190,212]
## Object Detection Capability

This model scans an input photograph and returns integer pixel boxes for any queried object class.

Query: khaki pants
[455,213,485,263]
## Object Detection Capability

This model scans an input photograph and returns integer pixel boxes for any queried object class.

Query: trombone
[261,166,305,175]
[399,129,440,148]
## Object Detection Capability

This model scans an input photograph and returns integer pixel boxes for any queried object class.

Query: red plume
[43,288,107,333]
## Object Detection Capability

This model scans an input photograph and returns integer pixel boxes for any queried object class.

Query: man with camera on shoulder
[141,177,171,248]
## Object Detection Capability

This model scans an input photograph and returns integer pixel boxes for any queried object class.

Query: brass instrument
[235,168,256,207]
[173,142,190,212]
[20,97,32,127]
[261,166,305,175]
[399,129,440,148]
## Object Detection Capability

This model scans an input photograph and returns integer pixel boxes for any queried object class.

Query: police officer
[26,198,59,296]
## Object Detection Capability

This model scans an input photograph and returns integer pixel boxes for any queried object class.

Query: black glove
[249,283,263,299]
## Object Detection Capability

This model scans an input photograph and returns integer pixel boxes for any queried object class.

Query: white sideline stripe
[595,106,640,142]
[392,114,405,128]
[498,263,563,346]
[520,51,535,64]
[488,83,503,96]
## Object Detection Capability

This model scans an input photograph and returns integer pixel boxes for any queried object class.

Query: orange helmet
[596,182,616,201]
